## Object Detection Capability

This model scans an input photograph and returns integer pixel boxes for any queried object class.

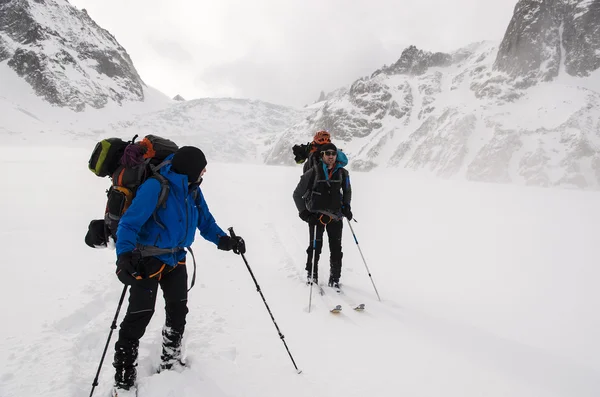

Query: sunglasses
[321,150,337,156]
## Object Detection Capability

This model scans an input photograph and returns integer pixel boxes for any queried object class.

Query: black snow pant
[305,219,343,281]
[113,258,189,373]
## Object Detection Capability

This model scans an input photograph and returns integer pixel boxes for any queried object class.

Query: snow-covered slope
[0,57,306,162]
[1,147,600,397]
[2,0,600,190]
[266,39,600,189]
[102,98,309,163]
[0,61,171,146]
[0,0,147,111]
[266,0,600,189]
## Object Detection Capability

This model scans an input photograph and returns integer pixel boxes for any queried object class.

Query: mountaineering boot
[329,257,342,289]
[306,270,318,285]
[328,275,340,289]
[159,327,186,372]
[113,341,138,394]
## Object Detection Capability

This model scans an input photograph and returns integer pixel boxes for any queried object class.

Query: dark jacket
[293,159,352,218]
[116,157,226,266]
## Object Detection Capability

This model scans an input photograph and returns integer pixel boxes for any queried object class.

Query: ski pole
[228,227,302,374]
[346,218,381,301]
[308,223,317,313]
[89,285,128,397]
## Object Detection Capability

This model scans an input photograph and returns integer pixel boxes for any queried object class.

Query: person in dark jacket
[292,143,352,288]
[112,146,245,394]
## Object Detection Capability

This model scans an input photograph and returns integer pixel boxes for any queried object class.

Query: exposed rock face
[494,0,600,83]
[0,0,145,111]
[374,45,453,77]
[173,94,186,101]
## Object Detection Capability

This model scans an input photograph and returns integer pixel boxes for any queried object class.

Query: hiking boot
[113,341,138,390]
[160,327,184,372]
[328,276,340,289]
[306,271,318,285]
[114,365,136,390]
[158,358,187,373]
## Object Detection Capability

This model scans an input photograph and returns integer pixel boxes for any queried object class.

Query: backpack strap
[186,246,197,291]
[148,160,171,229]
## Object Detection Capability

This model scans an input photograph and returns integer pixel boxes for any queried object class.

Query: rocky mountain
[495,0,600,83]
[266,0,600,189]
[0,0,145,111]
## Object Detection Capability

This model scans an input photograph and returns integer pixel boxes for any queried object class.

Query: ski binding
[330,305,342,313]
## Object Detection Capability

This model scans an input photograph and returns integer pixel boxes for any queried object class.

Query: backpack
[88,134,179,240]
[88,137,129,177]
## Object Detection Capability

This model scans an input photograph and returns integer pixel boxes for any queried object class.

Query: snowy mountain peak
[267,33,600,189]
[0,0,145,111]
[374,45,453,77]
[494,0,600,85]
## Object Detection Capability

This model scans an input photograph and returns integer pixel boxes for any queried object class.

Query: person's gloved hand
[85,219,108,248]
[218,235,247,255]
[299,210,320,225]
[116,251,141,282]
[342,204,353,221]
[299,210,311,222]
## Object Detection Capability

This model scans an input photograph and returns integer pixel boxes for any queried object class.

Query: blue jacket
[116,157,226,266]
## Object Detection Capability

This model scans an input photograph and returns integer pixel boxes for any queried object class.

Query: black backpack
[88,134,178,240]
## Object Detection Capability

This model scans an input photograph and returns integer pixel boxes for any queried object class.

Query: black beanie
[171,146,207,182]
[320,143,337,153]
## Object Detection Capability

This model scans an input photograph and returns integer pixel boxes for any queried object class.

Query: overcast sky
[69,0,517,107]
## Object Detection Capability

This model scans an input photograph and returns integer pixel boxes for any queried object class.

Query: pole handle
[228,227,237,238]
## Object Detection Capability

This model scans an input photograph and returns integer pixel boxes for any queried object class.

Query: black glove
[300,210,320,225]
[342,204,353,221]
[292,143,311,164]
[116,251,141,282]
[218,235,246,255]
[299,210,311,222]
[85,219,108,248]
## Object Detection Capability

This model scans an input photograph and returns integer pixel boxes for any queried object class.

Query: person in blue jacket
[112,146,245,394]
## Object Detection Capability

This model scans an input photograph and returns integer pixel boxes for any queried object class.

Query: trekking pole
[308,224,317,313]
[346,218,382,302]
[228,227,302,374]
[89,285,128,397]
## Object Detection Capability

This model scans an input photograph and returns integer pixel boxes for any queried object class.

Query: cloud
[68,0,517,107]
[148,39,194,64]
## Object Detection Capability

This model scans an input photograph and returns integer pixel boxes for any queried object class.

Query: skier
[111,146,245,395]
[292,142,352,288]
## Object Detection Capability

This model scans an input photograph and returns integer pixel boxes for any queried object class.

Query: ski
[316,284,325,296]
[330,284,366,311]
[330,304,342,313]
[306,280,325,296]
